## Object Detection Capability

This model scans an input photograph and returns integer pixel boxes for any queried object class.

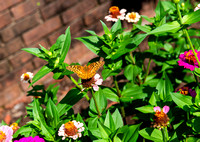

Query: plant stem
[67,75,83,90]
[161,128,168,142]
[113,76,126,124]
[193,72,200,87]
[90,88,101,117]
[176,3,200,67]
[129,52,142,85]
[143,58,152,83]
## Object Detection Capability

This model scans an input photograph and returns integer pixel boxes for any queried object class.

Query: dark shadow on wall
[111,0,157,12]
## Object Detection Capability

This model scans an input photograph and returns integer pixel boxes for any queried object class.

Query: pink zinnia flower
[14,136,45,142]
[178,50,200,71]
[105,6,126,22]
[175,86,197,98]
[0,125,13,142]
[153,106,170,129]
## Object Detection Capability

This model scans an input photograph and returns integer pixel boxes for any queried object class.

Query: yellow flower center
[153,110,170,128]
[10,123,18,131]
[64,121,78,136]
[109,6,120,18]
[23,73,30,81]
[0,131,6,141]
[178,87,189,95]
[185,52,196,65]
[129,12,136,20]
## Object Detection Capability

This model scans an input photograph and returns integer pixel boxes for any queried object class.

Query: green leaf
[123,124,141,142]
[33,99,54,141]
[139,128,163,142]
[13,125,33,138]
[155,0,165,21]
[135,24,151,33]
[90,88,107,115]
[104,110,115,131]
[171,93,193,111]
[192,117,200,132]
[182,10,200,24]
[141,15,154,23]
[121,86,147,102]
[132,34,148,46]
[102,87,119,102]
[110,19,122,33]
[100,20,110,35]
[30,64,53,86]
[45,98,60,128]
[60,27,71,62]
[98,121,111,139]
[76,36,102,55]
[148,21,181,35]
[112,109,123,129]
[135,105,154,113]
[22,48,46,59]
[124,64,142,81]
[57,88,84,116]
[156,72,173,101]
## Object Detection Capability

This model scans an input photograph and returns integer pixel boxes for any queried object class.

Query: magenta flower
[14,136,45,142]
[175,86,197,98]
[0,125,13,142]
[178,50,200,71]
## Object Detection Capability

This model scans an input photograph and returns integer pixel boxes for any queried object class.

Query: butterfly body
[66,61,104,79]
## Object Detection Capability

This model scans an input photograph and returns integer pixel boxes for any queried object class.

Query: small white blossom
[92,74,103,91]
[20,72,33,83]
[194,4,200,11]
[125,12,141,23]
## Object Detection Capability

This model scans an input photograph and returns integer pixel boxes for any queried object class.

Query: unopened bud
[172,0,180,4]
[181,3,185,7]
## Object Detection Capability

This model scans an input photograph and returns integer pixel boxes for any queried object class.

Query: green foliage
[14,0,200,141]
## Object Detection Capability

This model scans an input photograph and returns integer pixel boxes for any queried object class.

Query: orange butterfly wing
[85,61,105,79]
[66,61,104,79]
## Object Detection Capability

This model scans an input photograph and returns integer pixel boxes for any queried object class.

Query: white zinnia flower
[125,12,141,23]
[0,125,13,142]
[20,72,33,83]
[58,120,85,140]
[105,6,127,22]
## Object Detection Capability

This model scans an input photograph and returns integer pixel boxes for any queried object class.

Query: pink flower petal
[163,106,170,114]
[154,106,161,112]
[93,85,99,91]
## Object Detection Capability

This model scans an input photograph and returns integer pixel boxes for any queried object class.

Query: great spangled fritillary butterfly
[66,61,104,79]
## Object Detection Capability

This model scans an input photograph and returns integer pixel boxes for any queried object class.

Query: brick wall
[0,0,112,108]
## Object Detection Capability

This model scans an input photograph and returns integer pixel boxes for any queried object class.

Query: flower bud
[181,2,185,7]
[54,57,60,68]
[172,0,180,4]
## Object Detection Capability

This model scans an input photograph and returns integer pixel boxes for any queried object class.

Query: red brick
[0,11,12,29]
[13,12,41,35]
[9,51,33,69]
[70,19,85,36]
[62,0,98,24]
[48,27,66,45]
[0,84,23,107]
[41,0,78,20]
[0,27,16,42]
[23,16,62,46]
[11,0,45,20]
[6,37,24,54]
[84,2,110,26]
[0,46,8,60]
[0,0,22,12]
[0,60,10,77]
[1,61,34,89]
[33,57,47,68]
[33,39,50,49]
